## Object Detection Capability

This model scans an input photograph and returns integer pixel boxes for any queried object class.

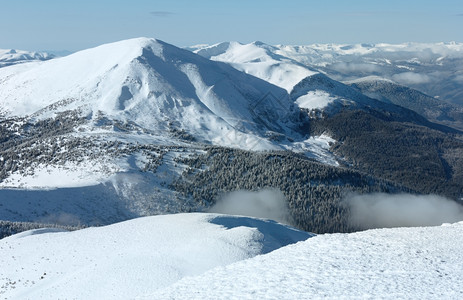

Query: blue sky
[1,0,462,51]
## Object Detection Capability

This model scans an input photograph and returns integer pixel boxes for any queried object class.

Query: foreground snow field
[0,213,312,299]
[1,213,462,299]
[155,221,463,300]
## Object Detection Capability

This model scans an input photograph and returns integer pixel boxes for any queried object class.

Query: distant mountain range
[276,42,463,106]
[0,49,55,67]
[0,38,462,235]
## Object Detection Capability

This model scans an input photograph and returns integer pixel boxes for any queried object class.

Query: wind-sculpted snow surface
[0,213,312,299]
[153,222,463,299]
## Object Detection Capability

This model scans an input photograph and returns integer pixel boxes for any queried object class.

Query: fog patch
[454,74,463,83]
[392,72,431,85]
[330,62,381,73]
[37,212,82,226]
[346,193,463,229]
[209,189,290,224]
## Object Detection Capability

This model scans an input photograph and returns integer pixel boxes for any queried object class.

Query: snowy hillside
[289,72,441,130]
[0,49,54,68]
[0,213,312,299]
[2,214,462,299]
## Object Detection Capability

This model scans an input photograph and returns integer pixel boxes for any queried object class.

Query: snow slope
[0,213,312,299]
[155,221,463,299]
[192,41,318,92]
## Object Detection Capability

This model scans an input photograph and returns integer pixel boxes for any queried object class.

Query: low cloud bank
[331,62,381,73]
[209,189,290,225]
[346,193,463,229]
[37,212,81,226]
[392,72,431,85]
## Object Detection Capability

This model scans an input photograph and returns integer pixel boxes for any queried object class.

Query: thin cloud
[341,11,395,17]
[456,13,463,17]
[150,11,175,17]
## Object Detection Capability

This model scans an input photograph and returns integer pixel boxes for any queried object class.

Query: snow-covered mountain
[0,38,339,230]
[1,213,461,299]
[191,41,318,92]
[191,41,463,104]
[1,37,463,235]
[0,49,54,68]
[0,38,295,149]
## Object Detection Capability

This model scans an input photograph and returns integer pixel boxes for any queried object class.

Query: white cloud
[330,62,381,73]
[150,11,175,17]
[454,74,463,83]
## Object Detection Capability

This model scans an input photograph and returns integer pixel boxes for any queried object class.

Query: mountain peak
[252,40,266,46]
[0,37,294,150]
